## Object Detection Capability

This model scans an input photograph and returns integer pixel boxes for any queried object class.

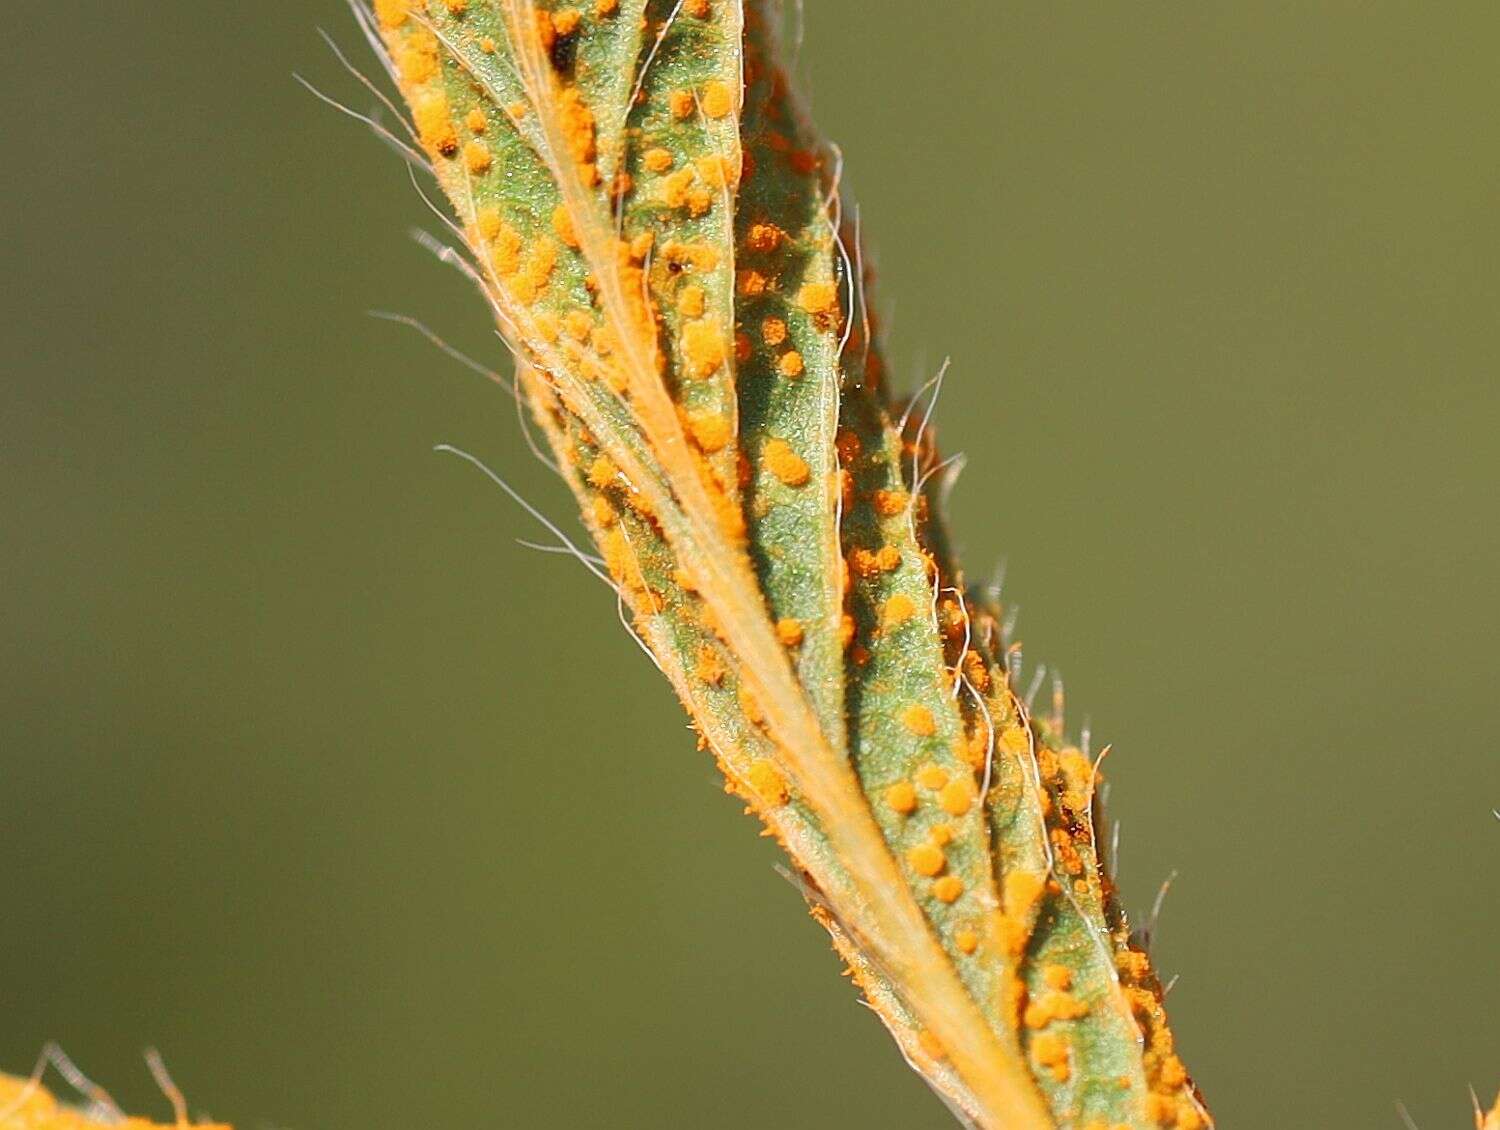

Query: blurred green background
[3,4,1497,1127]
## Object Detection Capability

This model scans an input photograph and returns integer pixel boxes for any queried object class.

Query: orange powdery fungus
[700,80,734,120]
[685,409,732,453]
[760,438,809,486]
[1030,1031,1071,1084]
[907,842,946,877]
[884,780,918,815]
[774,617,805,648]
[747,758,789,807]
[932,875,965,904]
[915,762,948,790]
[679,318,726,378]
[900,703,937,737]
[881,592,917,626]
[938,775,976,816]
[796,280,838,315]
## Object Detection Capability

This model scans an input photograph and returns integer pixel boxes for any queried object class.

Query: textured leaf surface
[365,2,1212,1126]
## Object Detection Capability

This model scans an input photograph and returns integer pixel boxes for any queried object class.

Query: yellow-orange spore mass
[1030,1031,1071,1083]
[884,780,917,815]
[932,875,965,903]
[906,842,945,877]
[915,762,948,790]
[659,167,695,208]
[475,206,503,242]
[551,204,579,248]
[882,592,917,626]
[685,188,714,217]
[775,618,805,647]
[938,775,976,815]
[701,81,733,119]
[747,758,789,806]
[797,280,839,315]
[680,318,726,378]
[1042,963,1074,991]
[746,222,784,252]
[1023,991,1090,1029]
[1000,725,1030,755]
[762,439,810,487]
[396,37,438,83]
[464,139,493,174]
[556,87,597,170]
[563,310,593,342]
[676,284,706,317]
[916,1029,947,1062]
[695,645,724,685]
[873,488,908,516]
[686,410,731,453]
[586,454,619,489]
[375,0,408,28]
[901,704,937,737]
[736,269,767,296]
[412,90,458,156]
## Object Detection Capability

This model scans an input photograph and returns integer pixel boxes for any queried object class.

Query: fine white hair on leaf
[346,0,399,84]
[946,586,972,698]
[984,557,1009,608]
[1002,607,1021,653]
[294,72,429,170]
[143,1047,189,1127]
[936,451,968,516]
[35,1043,124,1123]
[432,444,615,590]
[851,206,874,380]
[315,26,418,148]
[1143,869,1180,950]
[516,538,608,570]
[367,310,515,394]
[625,0,691,140]
[611,521,668,674]
[405,160,469,244]
[1023,663,1047,713]
[963,675,997,802]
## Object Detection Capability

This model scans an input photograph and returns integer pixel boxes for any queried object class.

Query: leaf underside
[365,2,1212,1126]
